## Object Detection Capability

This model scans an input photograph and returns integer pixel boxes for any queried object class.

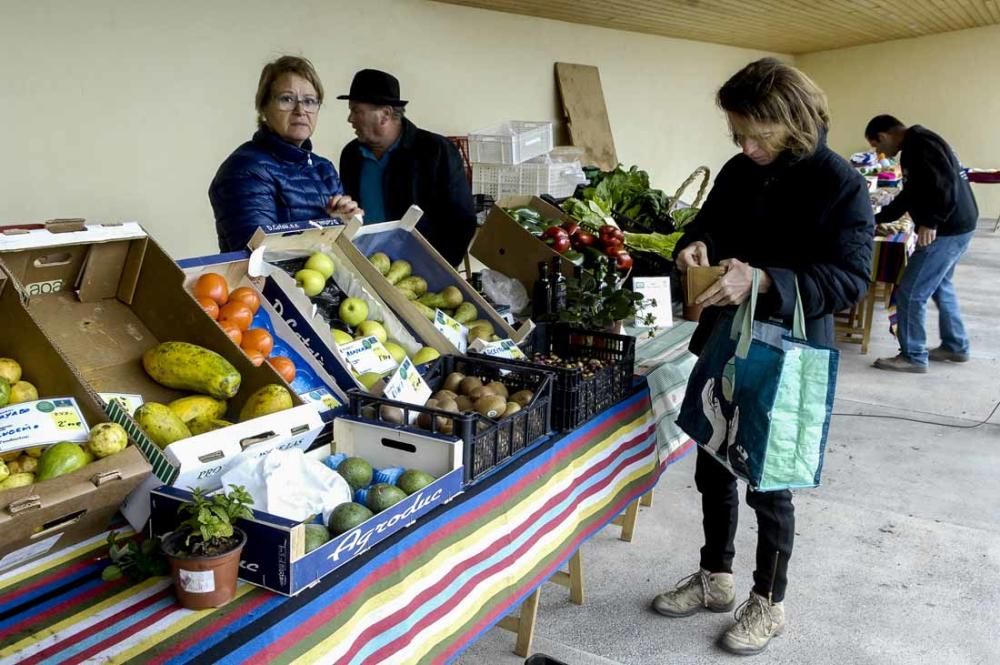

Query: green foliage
[622,231,685,260]
[557,260,645,329]
[103,530,168,583]
[178,485,254,551]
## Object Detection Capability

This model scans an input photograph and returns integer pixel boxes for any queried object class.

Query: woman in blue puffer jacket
[209,56,361,252]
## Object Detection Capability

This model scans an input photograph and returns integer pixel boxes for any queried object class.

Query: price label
[382,357,432,423]
[338,336,398,376]
[0,398,90,454]
[300,388,341,414]
[632,276,673,329]
[434,309,468,353]
[99,393,145,415]
[468,338,527,360]
[51,408,83,431]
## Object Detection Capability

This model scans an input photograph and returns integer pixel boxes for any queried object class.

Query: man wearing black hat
[338,69,476,267]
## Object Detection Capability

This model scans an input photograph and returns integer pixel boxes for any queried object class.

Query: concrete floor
[458,221,1000,665]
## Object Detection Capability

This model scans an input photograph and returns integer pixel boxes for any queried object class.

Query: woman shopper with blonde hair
[653,58,873,655]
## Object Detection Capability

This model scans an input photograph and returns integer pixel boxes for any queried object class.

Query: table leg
[549,550,585,605]
[498,587,541,657]
[861,283,878,355]
[611,497,641,542]
[640,489,654,507]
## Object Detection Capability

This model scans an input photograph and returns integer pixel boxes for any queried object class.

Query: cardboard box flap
[342,206,423,241]
[0,221,146,251]
[248,217,350,250]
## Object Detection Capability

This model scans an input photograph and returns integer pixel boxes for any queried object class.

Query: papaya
[0,377,9,408]
[35,442,89,481]
[168,395,228,425]
[142,342,241,399]
[239,384,293,422]
[188,417,234,435]
[0,472,34,490]
[134,403,192,449]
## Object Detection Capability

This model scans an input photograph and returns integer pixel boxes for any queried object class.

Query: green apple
[355,320,388,344]
[304,252,336,279]
[357,372,383,390]
[331,328,354,345]
[383,341,407,365]
[295,268,326,297]
[339,297,369,327]
[412,347,441,366]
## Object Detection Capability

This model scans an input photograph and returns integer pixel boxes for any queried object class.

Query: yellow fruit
[0,451,19,463]
[24,447,44,458]
[142,342,241,399]
[15,454,37,474]
[188,417,234,435]
[134,403,192,449]
[87,422,129,458]
[35,442,89,481]
[239,384,293,422]
[9,381,39,404]
[0,358,21,384]
[168,395,228,425]
[0,460,8,483]
[0,472,34,490]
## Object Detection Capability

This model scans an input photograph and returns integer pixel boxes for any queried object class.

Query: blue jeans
[896,230,974,364]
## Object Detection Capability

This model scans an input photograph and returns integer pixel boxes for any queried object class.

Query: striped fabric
[1,388,673,665]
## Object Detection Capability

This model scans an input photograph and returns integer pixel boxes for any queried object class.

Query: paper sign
[632,276,673,329]
[299,387,341,414]
[0,533,63,572]
[338,336,398,376]
[0,398,90,454]
[99,393,145,415]
[468,338,527,360]
[434,309,468,352]
[382,358,432,424]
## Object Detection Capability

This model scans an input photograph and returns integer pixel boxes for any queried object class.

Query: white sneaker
[718,591,786,656]
[652,568,735,618]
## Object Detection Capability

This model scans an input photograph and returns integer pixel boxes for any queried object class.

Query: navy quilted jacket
[209,128,344,252]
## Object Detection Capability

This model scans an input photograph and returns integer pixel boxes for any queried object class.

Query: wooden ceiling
[436,0,1000,54]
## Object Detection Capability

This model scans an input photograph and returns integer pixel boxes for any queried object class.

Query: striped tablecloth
[1,387,674,665]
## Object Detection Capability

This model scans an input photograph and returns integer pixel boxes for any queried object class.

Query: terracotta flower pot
[162,527,246,610]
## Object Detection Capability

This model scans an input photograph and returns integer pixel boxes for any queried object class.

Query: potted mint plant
[161,485,253,609]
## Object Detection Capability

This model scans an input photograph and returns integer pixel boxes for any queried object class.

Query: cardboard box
[176,251,350,436]
[339,206,531,354]
[148,445,463,596]
[0,221,323,529]
[244,218,439,392]
[0,270,150,570]
[470,195,577,293]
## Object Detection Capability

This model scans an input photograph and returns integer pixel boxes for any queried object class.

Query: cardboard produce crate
[0,270,150,570]
[471,196,576,293]
[338,206,531,354]
[0,221,323,529]
[149,445,463,596]
[176,251,350,436]
[245,218,442,392]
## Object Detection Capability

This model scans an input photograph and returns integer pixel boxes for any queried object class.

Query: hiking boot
[652,569,735,617]
[929,346,970,363]
[873,354,928,373]
[718,591,786,656]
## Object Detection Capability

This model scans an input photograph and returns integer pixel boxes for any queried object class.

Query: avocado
[328,502,374,535]
[366,483,408,513]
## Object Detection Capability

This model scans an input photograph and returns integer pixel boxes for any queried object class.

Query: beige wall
[799,24,1000,219]
[0,0,776,258]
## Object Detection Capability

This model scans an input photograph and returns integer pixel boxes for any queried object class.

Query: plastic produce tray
[467,120,553,164]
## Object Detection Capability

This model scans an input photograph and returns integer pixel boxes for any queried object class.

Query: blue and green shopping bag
[676,270,839,491]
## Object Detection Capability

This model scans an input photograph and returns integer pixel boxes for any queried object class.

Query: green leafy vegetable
[623,231,685,260]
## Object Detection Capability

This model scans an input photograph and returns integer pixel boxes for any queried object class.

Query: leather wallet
[684,266,726,305]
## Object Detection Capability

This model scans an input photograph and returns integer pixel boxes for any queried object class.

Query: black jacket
[875,125,979,235]
[340,118,477,266]
[676,137,875,354]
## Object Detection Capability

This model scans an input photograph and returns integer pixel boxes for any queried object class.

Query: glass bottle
[532,261,553,319]
[549,257,567,312]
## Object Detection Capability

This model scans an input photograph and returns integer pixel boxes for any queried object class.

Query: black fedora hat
[337,69,408,106]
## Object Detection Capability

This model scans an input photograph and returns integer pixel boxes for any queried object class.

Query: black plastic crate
[480,323,636,432]
[347,355,553,484]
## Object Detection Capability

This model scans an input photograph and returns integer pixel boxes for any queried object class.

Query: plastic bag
[481,268,529,313]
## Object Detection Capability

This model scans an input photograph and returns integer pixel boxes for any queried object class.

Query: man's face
[347,102,389,146]
[869,132,900,157]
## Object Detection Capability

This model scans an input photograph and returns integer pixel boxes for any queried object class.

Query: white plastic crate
[471,159,584,199]
[467,121,554,165]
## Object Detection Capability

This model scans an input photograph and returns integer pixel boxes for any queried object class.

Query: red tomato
[218,320,243,346]
[193,273,229,306]
[197,297,220,320]
[229,286,261,314]
[267,356,297,383]
[240,328,274,356]
[218,301,253,331]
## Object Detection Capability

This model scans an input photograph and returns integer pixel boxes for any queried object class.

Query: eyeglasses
[273,94,321,113]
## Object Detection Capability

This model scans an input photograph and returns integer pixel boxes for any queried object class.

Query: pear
[383,341,408,365]
[368,252,391,276]
[386,260,412,285]
[357,372,383,390]
[440,286,464,309]
[412,302,436,321]
[453,302,478,325]
[396,276,428,296]
[412,347,441,366]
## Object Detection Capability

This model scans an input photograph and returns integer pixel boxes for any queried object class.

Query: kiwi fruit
[455,395,474,412]
[510,390,534,407]
[459,376,484,396]
[443,372,465,393]
[485,381,509,399]
[432,389,458,402]
[361,405,377,419]
[502,402,521,418]
[379,405,405,424]
[417,398,440,429]
[475,394,507,419]
[469,385,498,400]
[436,397,459,413]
